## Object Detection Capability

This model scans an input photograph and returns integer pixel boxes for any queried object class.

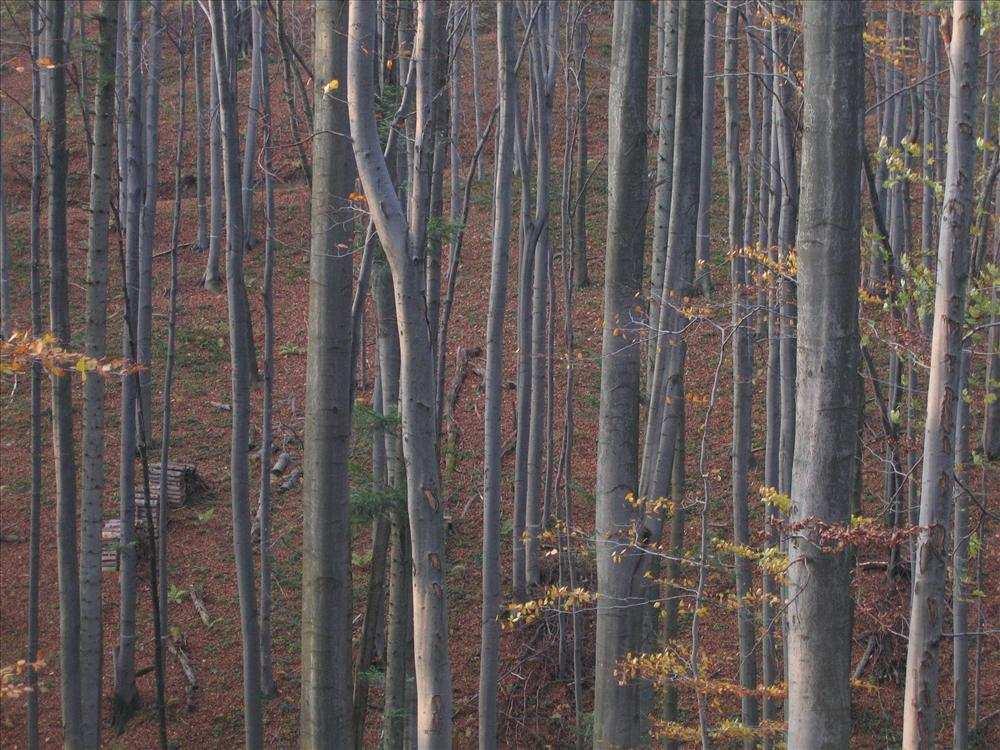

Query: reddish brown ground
[1,3,997,748]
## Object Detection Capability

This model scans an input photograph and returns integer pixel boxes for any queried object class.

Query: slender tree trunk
[903,4,981,746]
[209,1,263,744]
[647,0,678,384]
[26,8,46,747]
[723,2,757,739]
[272,0,311,181]
[347,3,454,743]
[241,0,263,252]
[953,349,973,750]
[137,0,163,433]
[256,0,277,701]
[785,4,864,746]
[79,5,117,745]
[479,4,516,745]
[594,4,649,747]
[113,0,143,724]
[0,102,9,340]
[194,3,209,251]
[571,1,591,290]
[204,52,224,291]
[693,0,717,297]
[45,2,83,743]
[299,1,355,744]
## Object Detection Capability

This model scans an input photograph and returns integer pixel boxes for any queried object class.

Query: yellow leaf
[323,78,340,94]
[37,57,56,70]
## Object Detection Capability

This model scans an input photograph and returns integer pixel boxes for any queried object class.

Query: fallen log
[189,588,212,628]
[167,636,198,712]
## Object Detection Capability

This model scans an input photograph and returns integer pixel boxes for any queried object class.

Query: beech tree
[903,3,981,746]
[785,2,864,745]
[347,1,454,744]
[594,2,649,746]
[299,0,355,743]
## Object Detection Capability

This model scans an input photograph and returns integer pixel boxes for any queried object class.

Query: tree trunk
[204,52,224,291]
[194,3,209,251]
[347,2,453,744]
[299,1,356,745]
[785,4,864,746]
[647,0,678,384]
[953,349,973,750]
[137,0,164,434]
[571,1,591,290]
[903,4,981,746]
[723,1,757,740]
[594,3,649,747]
[114,0,143,724]
[46,2,84,743]
[256,0,277,701]
[80,5,117,745]
[693,0,717,297]
[208,1,264,745]
[479,4,516,745]
[0,101,9,340]
[26,7,44,746]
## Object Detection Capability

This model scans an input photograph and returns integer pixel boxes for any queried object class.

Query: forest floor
[1,3,998,748]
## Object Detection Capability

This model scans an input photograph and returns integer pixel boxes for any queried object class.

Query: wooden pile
[102,519,122,572]
[134,462,200,511]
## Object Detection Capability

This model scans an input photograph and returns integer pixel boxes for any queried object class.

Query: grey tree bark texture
[593,3,649,748]
[26,6,44,745]
[479,3,517,747]
[299,1,356,745]
[722,0,757,740]
[204,50,223,291]
[693,0,717,297]
[114,0,143,723]
[571,1,590,290]
[193,3,209,251]
[347,1,454,745]
[208,0,264,745]
[903,3,981,747]
[785,2,864,747]
[80,4,117,745]
[46,2,84,743]
[953,349,973,750]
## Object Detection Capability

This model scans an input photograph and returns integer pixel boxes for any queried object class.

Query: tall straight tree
[722,0,757,738]
[80,3,118,745]
[903,3,981,746]
[347,1,454,745]
[45,1,84,743]
[593,2,650,747]
[479,3,517,746]
[208,1,263,745]
[114,0,144,721]
[693,0,718,296]
[300,0,356,744]
[785,2,864,746]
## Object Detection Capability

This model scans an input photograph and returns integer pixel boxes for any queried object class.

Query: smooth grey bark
[784,3,864,746]
[46,1,84,743]
[137,0,164,433]
[953,349,972,750]
[647,0,678,384]
[208,1,263,745]
[723,1,757,739]
[347,2,453,744]
[524,0,559,591]
[26,7,44,745]
[299,1,356,744]
[693,0,717,297]
[241,0,263,251]
[256,0,277,701]
[469,0,484,180]
[903,4,981,746]
[115,4,127,223]
[374,254,413,749]
[593,3,650,747]
[920,8,941,335]
[479,4,516,746]
[204,53,224,291]
[80,4,117,745]
[194,3,209,251]
[571,0,590,290]
[113,0,143,724]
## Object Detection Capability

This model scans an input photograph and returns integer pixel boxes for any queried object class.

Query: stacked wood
[134,461,200,510]
[101,519,122,572]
